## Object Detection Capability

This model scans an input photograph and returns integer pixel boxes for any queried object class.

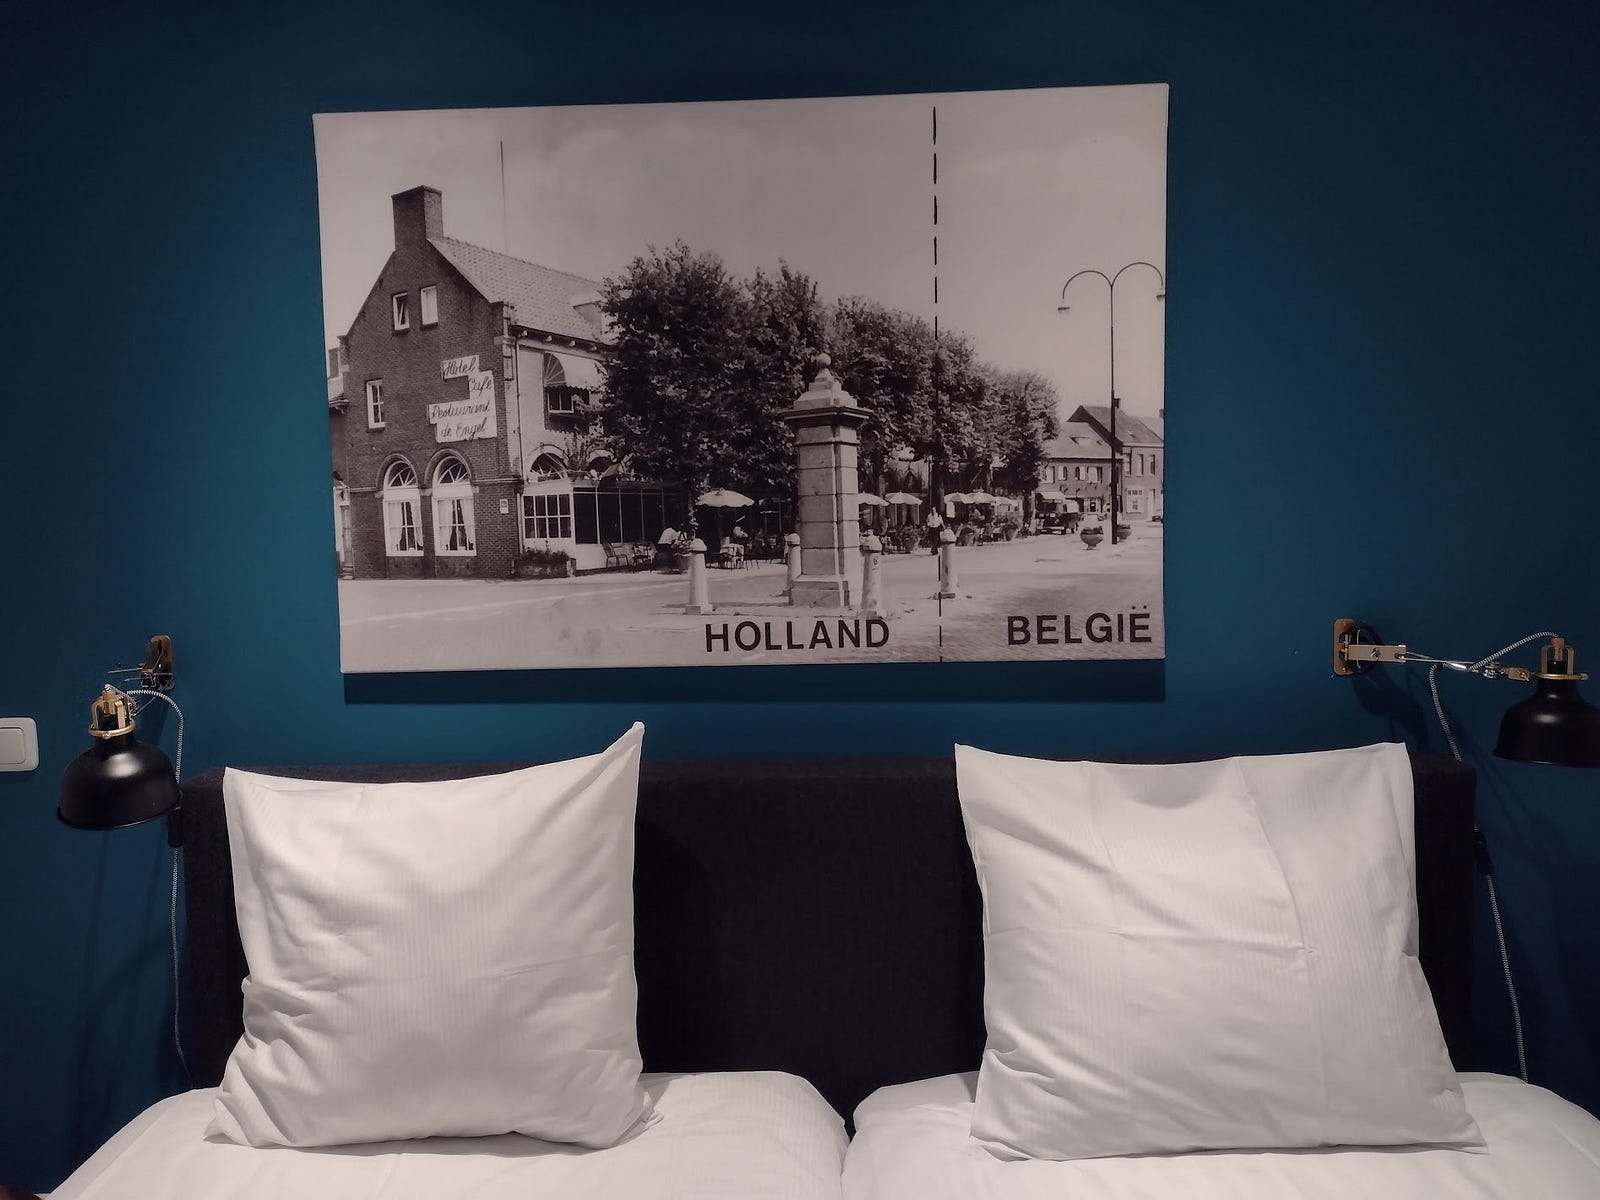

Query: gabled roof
[430,236,608,345]
[1043,421,1110,460]
[1070,405,1163,447]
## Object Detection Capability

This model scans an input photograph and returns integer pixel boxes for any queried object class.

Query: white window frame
[365,379,384,429]
[391,292,410,332]
[419,284,439,328]
[381,461,423,556]
[542,354,585,416]
[431,456,476,556]
[523,491,573,542]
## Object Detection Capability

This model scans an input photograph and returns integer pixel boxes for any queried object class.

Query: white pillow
[954,741,1482,1161]
[210,723,652,1149]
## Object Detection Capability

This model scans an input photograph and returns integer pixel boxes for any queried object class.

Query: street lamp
[1057,263,1166,545]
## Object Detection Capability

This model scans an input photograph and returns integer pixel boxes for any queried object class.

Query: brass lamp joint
[1533,637,1587,682]
[87,686,136,739]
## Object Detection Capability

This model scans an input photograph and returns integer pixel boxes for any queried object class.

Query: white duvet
[844,1072,1600,1199]
[53,1072,847,1200]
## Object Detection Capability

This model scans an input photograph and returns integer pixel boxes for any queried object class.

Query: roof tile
[430,237,607,344]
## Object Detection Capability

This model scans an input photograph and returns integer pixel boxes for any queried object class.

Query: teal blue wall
[3,0,1597,1189]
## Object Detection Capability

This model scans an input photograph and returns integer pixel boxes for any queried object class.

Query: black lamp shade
[1494,677,1600,768]
[59,732,181,830]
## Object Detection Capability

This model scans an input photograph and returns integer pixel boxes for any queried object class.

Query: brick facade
[339,186,522,579]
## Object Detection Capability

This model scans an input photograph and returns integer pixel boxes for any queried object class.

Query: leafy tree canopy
[600,242,1065,519]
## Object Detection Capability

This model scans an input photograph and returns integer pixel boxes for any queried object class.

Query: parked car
[1040,512,1081,534]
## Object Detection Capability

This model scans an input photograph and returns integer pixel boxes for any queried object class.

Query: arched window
[432,455,476,556]
[529,449,566,481]
[544,355,574,415]
[381,461,422,556]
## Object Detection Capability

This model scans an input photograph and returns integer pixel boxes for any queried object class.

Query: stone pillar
[685,538,712,614]
[779,355,871,609]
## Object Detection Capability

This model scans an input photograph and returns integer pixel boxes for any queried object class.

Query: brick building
[329,185,683,579]
[1036,421,1112,519]
[1064,404,1164,522]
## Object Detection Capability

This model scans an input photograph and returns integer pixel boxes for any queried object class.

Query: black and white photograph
[316,84,1168,672]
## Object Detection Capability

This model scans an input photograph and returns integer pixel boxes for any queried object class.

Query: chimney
[392,186,444,247]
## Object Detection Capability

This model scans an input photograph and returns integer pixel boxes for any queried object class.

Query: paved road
[338,528,1164,671]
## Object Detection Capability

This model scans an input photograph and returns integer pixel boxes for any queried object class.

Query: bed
[843,1071,1600,1198]
[44,750,1600,1197]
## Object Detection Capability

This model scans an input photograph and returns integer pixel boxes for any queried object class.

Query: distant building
[1037,421,1112,518]
[330,185,683,579]
[1068,404,1164,521]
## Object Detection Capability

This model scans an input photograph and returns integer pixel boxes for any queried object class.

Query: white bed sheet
[844,1072,1600,1199]
[54,1071,847,1200]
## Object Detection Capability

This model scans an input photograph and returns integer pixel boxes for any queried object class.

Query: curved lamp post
[1057,262,1166,545]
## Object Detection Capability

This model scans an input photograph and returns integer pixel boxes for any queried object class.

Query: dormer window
[392,292,410,332]
[420,285,438,327]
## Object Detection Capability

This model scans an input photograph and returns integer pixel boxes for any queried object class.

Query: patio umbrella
[967,490,1000,504]
[857,492,889,533]
[944,492,972,504]
[696,488,755,508]
[883,491,922,505]
[695,489,755,546]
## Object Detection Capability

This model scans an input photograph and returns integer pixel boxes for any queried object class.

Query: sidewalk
[337,528,1164,670]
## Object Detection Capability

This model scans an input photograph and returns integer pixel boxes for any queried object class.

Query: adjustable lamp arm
[1335,621,1579,684]
[1332,619,1600,768]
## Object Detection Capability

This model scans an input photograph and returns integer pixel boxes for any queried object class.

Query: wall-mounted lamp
[58,636,185,842]
[1333,619,1600,768]
[1334,619,1599,1083]
[56,635,191,1082]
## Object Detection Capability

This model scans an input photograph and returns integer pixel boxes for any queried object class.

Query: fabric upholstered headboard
[182,751,1476,1124]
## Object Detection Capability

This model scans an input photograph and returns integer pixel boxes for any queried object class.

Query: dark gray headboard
[182,751,1476,1123]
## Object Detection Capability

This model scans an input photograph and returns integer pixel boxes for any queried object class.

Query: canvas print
[316,84,1168,672]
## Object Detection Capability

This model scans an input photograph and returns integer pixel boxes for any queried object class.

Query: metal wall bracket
[1332,618,1406,675]
[139,635,175,691]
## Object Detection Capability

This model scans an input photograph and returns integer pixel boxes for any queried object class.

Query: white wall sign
[441,354,479,380]
[428,371,497,442]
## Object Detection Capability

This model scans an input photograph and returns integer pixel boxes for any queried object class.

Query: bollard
[784,533,802,598]
[936,528,958,599]
[860,533,884,617]
[686,538,713,614]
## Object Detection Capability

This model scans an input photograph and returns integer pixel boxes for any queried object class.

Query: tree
[920,330,988,505]
[599,243,751,532]
[733,263,827,500]
[989,370,1060,526]
[827,298,935,493]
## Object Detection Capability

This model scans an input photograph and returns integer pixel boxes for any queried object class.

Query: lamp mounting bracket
[139,635,174,691]
[1333,618,1397,675]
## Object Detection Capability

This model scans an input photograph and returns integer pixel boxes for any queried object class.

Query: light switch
[0,718,38,771]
